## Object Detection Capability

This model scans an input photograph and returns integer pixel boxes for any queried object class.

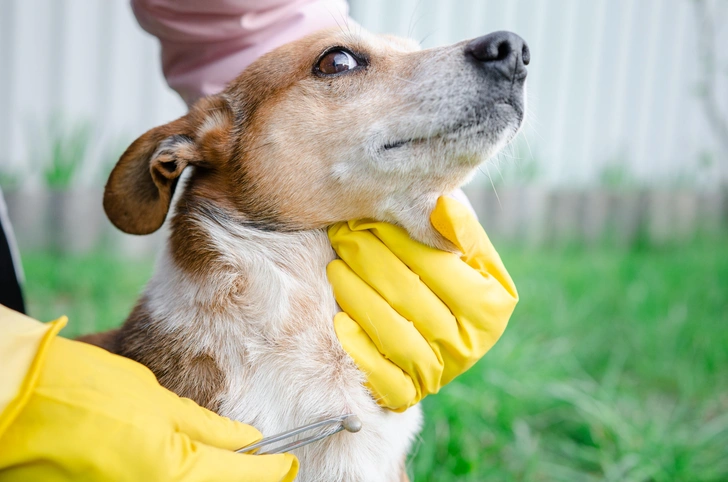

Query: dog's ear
[103,117,198,235]
[104,97,231,235]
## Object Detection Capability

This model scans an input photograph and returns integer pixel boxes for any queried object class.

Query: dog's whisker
[482,165,503,210]
[419,30,436,47]
[339,8,353,37]
[490,155,507,181]
[521,129,536,162]
[326,8,348,38]
[377,72,423,86]
[498,144,521,161]
[408,0,429,40]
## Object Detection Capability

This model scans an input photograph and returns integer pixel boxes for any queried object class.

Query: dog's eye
[317,49,360,75]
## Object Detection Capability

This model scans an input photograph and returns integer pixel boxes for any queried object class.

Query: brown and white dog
[83,27,528,481]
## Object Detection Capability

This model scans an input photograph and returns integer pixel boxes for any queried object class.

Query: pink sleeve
[132,0,351,105]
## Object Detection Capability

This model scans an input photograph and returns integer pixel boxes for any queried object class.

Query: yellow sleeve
[0,305,67,438]
[0,306,298,481]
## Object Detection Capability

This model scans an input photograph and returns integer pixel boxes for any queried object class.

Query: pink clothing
[132,0,350,105]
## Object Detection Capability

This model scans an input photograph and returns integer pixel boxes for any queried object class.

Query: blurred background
[1,0,727,480]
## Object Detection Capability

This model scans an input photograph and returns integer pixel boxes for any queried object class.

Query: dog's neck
[156,196,337,336]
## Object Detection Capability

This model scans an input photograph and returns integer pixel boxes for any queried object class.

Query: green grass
[20,240,728,481]
[29,116,94,189]
[22,252,153,338]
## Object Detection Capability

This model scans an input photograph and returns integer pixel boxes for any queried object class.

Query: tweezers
[236,414,362,455]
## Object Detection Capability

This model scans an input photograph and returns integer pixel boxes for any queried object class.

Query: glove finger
[334,312,418,411]
[171,396,263,450]
[328,225,462,349]
[430,196,518,300]
[169,432,299,482]
[345,220,516,337]
[328,261,443,394]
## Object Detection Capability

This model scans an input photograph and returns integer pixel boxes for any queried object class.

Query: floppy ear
[103,116,200,235]
[105,95,233,235]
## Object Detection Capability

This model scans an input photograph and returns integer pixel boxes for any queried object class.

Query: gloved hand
[0,315,298,482]
[327,197,518,411]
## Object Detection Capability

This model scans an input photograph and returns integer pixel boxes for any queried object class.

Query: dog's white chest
[157,224,422,481]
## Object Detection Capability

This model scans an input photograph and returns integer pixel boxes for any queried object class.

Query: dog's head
[104,27,528,248]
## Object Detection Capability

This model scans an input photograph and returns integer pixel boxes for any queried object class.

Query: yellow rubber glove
[327,197,518,411]
[0,310,298,482]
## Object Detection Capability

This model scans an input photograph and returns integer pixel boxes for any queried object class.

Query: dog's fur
[83,27,527,481]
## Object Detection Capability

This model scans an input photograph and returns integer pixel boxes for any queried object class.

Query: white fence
[0,0,727,187]
[4,186,726,255]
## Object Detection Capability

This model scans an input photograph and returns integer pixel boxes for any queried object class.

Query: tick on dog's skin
[82,26,528,482]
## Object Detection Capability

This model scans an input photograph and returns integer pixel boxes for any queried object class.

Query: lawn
[20,238,728,481]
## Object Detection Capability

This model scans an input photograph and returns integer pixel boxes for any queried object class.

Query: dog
[81,26,528,481]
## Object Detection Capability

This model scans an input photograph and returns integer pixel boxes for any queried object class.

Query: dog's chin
[410,223,459,253]
[391,208,459,253]
[376,118,524,252]
[376,193,459,253]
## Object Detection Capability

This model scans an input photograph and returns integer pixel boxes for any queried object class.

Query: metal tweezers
[236,414,362,455]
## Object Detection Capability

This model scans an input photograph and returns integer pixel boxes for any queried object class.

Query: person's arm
[132,0,351,105]
[0,306,298,481]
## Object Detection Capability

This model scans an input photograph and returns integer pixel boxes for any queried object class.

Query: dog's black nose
[465,31,529,80]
